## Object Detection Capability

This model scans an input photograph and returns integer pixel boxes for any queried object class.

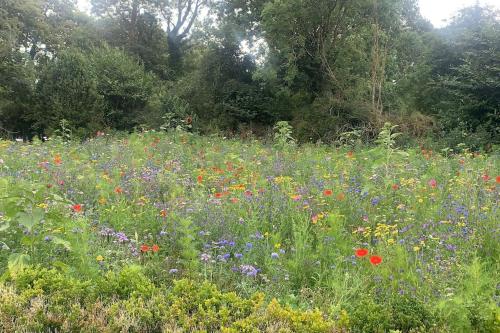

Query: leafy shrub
[0,267,336,332]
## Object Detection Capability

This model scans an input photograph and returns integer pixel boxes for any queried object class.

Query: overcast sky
[77,0,500,28]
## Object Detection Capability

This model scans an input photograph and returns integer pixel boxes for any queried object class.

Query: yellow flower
[387,239,395,245]
[96,255,104,261]
[413,246,420,252]
[274,243,281,249]
[37,203,48,209]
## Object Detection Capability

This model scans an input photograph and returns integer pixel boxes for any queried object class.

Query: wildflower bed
[0,132,499,332]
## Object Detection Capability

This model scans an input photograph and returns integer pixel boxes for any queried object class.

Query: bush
[0,267,336,332]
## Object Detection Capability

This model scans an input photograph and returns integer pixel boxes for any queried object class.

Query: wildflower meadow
[0,130,499,332]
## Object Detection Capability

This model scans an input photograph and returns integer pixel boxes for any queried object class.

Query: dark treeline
[0,0,499,148]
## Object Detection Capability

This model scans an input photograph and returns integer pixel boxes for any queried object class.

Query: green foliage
[273,121,296,147]
[0,267,336,332]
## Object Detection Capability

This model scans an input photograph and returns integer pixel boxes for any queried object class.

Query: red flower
[482,174,490,181]
[355,248,369,258]
[391,184,399,190]
[114,186,123,194]
[347,151,354,158]
[336,192,346,201]
[428,179,437,188]
[323,189,333,196]
[152,244,160,253]
[369,255,383,265]
[214,192,223,198]
[496,176,500,184]
[197,175,203,183]
[244,190,253,197]
[72,204,82,213]
[230,197,239,203]
[160,209,167,217]
[140,245,150,253]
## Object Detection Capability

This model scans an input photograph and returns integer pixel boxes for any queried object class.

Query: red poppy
[72,204,82,213]
[369,255,383,265]
[197,175,203,183]
[244,190,253,197]
[496,176,500,184]
[391,184,399,190]
[323,189,333,196]
[152,244,160,253]
[482,174,490,181]
[214,192,223,198]
[428,179,437,188]
[114,186,123,194]
[140,245,150,253]
[355,248,369,258]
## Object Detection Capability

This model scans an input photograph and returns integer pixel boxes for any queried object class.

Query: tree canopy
[0,0,498,148]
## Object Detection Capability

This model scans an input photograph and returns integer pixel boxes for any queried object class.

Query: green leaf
[16,212,35,230]
[8,253,31,273]
[52,236,72,251]
[0,221,9,232]
[16,208,45,232]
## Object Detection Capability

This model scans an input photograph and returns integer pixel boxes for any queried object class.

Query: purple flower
[169,268,178,274]
[246,242,253,250]
[44,236,52,242]
[114,232,129,243]
[271,252,279,259]
[240,264,259,277]
[234,253,243,259]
